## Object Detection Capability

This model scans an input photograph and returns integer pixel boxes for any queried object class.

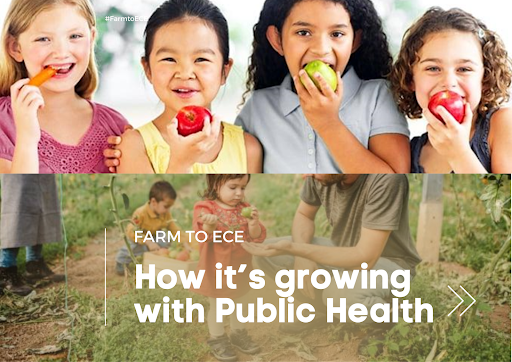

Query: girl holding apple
[235,0,411,173]
[116,0,263,174]
[193,174,266,362]
[390,7,512,173]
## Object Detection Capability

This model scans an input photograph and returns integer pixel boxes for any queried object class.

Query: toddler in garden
[193,174,266,362]
[390,7,512,173]
[0,0,128,173]
[236,0,410,173]
[117,0,262,174]
[115,181,183,275]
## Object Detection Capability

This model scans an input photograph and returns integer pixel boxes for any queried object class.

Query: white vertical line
[105,228,107,326]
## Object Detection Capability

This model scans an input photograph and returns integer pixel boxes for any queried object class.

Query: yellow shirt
[137,121,247,174]
[126,202,180,243]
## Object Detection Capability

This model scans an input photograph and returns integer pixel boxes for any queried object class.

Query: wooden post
[416,175,444,263]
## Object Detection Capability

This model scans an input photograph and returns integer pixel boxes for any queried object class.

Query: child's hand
[166,115,222,173]
[425,103,473,164]
[104,125,133,173]
[200,213,218,226]
[293,70,343,134]
[147,242,161,251]
[246,206,259,225]
[10,79,44,144]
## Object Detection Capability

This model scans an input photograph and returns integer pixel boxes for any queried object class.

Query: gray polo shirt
[235,67,409,173]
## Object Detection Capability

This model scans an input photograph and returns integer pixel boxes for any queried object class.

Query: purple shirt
[0,96,128,173]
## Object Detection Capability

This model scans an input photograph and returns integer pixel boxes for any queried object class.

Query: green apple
[302,60,338,91]
[190,250,200,261]
[168,250,179,259]
[241,207,253,218]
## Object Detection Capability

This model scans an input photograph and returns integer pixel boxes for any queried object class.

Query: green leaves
[122,193,130,211]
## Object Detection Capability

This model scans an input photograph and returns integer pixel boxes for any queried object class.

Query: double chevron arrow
[448,285,476,316]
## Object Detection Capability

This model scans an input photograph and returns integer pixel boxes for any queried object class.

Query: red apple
[176,106,212,136]
[428,90,465,124]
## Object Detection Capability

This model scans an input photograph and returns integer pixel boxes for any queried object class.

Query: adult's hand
[242,239,292,257]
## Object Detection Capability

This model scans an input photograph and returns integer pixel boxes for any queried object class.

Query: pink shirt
[0,96,128,173]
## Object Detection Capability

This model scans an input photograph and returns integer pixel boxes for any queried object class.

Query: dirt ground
[1,233,510,361]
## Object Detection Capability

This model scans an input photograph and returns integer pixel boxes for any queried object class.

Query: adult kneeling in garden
[242,174,422,337]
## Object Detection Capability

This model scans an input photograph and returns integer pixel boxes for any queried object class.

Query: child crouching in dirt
[115,181,184,275]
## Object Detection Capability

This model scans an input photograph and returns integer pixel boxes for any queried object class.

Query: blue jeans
[0,245,43,268]
[115,239,170,265]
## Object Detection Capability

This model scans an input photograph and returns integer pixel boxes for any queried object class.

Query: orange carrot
[28,67,57,87]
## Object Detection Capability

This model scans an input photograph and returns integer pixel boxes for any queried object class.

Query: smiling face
[216,176,249,208]
[142,17,233,115]
[412,30,484,116]
[9,4,94,93]
[267,0,360,79]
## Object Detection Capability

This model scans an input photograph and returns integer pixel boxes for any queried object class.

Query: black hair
[149,181,177,202]
[143,0,230,65]
[244,0,392,100]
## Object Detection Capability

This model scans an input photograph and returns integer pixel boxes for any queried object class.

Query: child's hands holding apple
[166,109,221,173]
[424,93,474,167]
[293,60,343,134]
[241,206,259,226]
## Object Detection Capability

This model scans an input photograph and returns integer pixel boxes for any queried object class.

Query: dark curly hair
[390,7,512,119]
[242,0,392,104]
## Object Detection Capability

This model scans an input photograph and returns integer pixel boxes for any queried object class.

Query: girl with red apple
[193,174,266,362]
[390,7,512,173]
[236,0,411,173]
[0,0,128,173]
[116,0,262,174]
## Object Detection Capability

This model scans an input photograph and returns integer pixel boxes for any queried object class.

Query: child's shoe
[116,262,126,276]
[207,334,237,362]
[229,329,260,354]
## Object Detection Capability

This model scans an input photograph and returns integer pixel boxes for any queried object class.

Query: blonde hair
[0,0,99,99]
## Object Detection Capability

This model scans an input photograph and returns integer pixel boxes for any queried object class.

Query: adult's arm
[289,227,390,270]
[245,227,391,271]
[291,200,320,299]
[291,200,319,246]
